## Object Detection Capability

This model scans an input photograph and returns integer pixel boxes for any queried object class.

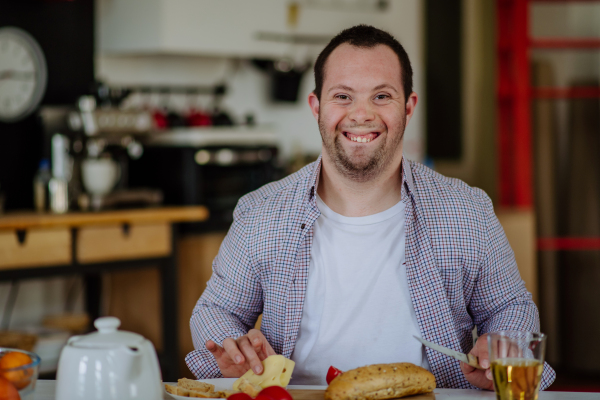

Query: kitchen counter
[0,206,209,229]
[29,380,600,400]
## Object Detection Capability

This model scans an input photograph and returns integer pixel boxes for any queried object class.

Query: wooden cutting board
[287,389,436,400]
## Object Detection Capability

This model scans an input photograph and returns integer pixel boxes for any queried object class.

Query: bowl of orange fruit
[0,347,40,400]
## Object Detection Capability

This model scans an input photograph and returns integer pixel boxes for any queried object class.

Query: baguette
[324,363,435,400]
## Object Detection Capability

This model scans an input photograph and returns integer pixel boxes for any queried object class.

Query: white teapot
[56,316,163,400]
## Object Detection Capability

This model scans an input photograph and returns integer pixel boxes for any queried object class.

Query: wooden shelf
[0,206,209,230]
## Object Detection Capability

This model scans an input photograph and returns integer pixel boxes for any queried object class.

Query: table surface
[30,380,600,400]
[0,206,209,230]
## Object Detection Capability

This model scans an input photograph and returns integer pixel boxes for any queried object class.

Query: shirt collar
[306,154,415,206]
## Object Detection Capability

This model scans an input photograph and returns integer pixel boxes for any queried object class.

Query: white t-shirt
[290,195,430,385]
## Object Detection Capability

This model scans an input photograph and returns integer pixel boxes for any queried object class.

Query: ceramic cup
[81,158,120,196]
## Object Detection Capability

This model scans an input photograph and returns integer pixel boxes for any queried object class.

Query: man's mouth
[343,131,381,143]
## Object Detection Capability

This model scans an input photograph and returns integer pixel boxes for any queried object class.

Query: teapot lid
[71,317,145,349]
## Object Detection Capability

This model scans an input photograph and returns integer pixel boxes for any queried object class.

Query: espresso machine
[39,96,163,212]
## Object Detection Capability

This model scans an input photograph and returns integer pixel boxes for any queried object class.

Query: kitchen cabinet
[0,228,71,269]
[77,223,171,263]
[0,207,208,381]
[97,0,407,58]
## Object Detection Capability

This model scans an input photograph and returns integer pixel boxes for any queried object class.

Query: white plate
[164,378,327,399]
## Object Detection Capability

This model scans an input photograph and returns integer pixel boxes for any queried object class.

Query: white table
[30,380,600,400]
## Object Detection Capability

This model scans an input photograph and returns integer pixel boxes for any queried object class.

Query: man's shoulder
[233,160,316,220]
[408,160,491,209]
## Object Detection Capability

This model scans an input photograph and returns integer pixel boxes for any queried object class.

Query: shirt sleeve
[468,194,556,390]
[185,208,263,378]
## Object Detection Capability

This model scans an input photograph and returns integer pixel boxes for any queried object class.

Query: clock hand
[0,70,34,81]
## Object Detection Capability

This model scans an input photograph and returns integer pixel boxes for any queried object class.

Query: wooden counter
[0,206,209,230]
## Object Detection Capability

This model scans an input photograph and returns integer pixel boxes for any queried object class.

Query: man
[186,25,555,390]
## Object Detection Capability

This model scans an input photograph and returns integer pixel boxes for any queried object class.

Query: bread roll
[324,363,435,400]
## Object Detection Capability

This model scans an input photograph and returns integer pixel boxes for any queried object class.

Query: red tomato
[227,393,252,400]
[258,386,293,400]
[326,366,343,385]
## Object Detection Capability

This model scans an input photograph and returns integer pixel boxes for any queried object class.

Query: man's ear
[308,92,320,121]
[404,92,418,126]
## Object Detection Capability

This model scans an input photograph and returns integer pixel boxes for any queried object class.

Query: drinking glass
[487,331,547,400]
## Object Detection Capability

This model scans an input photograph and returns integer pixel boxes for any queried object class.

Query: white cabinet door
[97,0,403,58]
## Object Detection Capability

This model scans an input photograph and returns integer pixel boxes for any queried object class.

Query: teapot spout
[115,345,143,381]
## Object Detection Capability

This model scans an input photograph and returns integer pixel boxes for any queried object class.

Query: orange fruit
[0,352,32,390]
[0,377,20,400]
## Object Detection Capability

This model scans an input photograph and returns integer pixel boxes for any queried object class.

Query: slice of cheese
[233,355,296,391]
[280,358,295,387]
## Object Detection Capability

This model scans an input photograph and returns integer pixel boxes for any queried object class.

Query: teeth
[349,135,372,143]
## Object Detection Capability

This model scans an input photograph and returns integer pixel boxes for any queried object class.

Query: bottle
[50,134,70,214]
[33,159,52,212]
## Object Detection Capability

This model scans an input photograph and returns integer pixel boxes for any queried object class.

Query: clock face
[0,27,47,123]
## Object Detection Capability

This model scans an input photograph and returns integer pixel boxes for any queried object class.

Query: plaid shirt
[186,156,556,390]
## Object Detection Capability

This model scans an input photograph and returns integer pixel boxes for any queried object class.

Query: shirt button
[300,223,306,229]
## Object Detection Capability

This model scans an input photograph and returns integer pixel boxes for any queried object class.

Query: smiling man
[186,25,555,390]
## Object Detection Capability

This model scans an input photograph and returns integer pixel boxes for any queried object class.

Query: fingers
[223,338,246,365]
[206,340,226,359]
[247,329,277,358]
[208,331,276,377]
[236,335,264,374]
[471,335,490,369]
[460,361,475,374]
[247,329,264,352]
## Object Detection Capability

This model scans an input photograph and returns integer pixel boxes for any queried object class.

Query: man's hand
[206,329,277,378]
[460,333,494,390]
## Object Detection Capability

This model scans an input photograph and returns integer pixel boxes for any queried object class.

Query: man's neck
[317,152,404,217]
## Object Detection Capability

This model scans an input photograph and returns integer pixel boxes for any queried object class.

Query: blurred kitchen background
[0,0,599,392]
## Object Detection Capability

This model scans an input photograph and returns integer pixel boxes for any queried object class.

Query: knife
[413,336,484,370]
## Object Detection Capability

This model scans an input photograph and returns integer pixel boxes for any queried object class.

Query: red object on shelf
[530,38,600,48]
[530,0,600,3]
[532,86,600,98]
[497,0,532,208]
[538,237,600,251]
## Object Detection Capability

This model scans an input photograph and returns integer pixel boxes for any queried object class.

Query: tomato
[326,366,343,385]
[227,393,252,400]
[257,386,293,400]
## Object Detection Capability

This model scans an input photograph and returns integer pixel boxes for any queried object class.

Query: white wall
[95,0,426,162]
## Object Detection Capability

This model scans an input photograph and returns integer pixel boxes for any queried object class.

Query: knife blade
[413,336,484,370]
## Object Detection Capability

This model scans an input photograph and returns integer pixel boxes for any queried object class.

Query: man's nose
[348,100,375,124]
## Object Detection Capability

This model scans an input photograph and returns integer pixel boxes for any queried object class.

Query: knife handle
[467,354,484,370]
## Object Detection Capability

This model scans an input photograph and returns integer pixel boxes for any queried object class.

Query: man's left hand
[459,333,494,390]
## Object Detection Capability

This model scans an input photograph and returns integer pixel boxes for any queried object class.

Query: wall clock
[0,26,47,123]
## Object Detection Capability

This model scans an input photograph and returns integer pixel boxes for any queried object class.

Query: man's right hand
[205,329,277,378]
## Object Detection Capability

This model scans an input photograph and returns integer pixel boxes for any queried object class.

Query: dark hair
[313,25,413,102]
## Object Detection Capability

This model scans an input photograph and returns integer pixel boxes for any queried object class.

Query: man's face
[308,44,417,182]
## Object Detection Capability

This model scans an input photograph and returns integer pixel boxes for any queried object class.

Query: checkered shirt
[186,156,556,390]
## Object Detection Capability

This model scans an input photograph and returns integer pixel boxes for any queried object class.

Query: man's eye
[375,94,389,100]
[336,95,350,100]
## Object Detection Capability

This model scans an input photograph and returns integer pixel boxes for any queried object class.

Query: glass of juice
[487,331,546,400]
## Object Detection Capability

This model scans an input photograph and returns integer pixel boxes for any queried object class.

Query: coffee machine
[39,96,162,212]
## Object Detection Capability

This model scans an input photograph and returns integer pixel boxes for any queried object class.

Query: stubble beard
[318,114,406,183]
